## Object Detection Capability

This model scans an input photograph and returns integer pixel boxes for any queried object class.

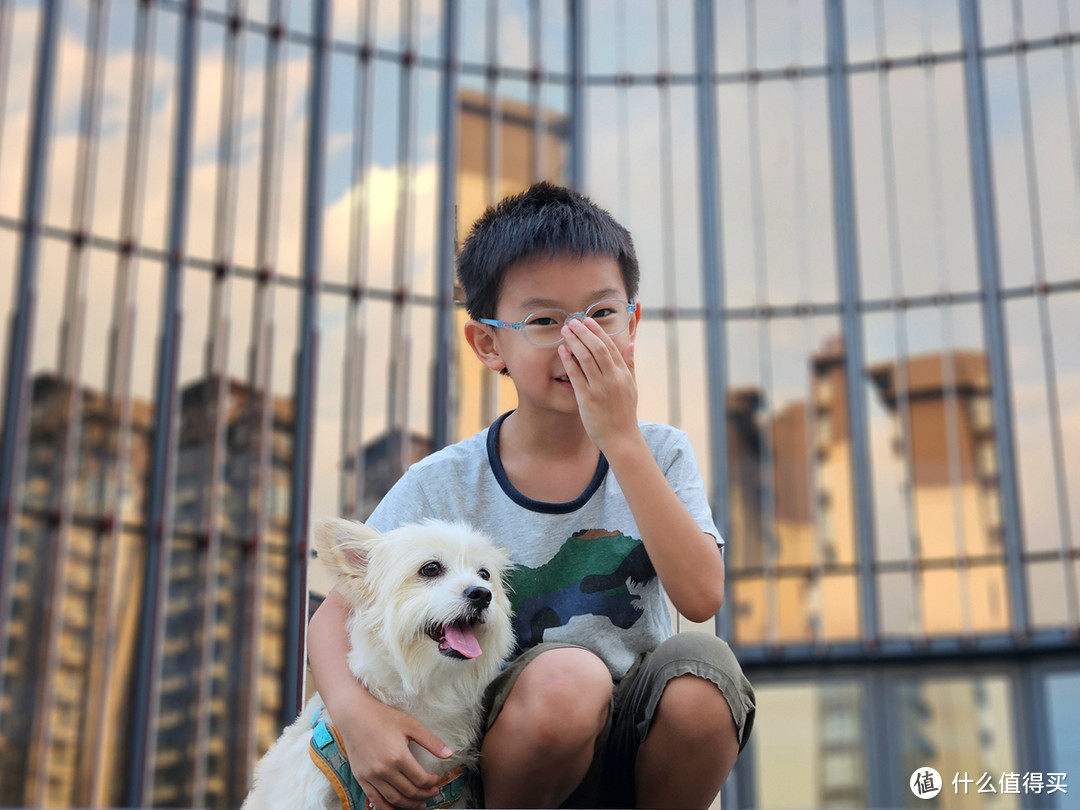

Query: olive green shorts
[480,632,755,808]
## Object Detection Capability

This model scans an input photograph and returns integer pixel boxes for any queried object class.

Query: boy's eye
[527,315,560,327]
[420,561,443,578]
[591,307,616,319]
[478,568,491,581]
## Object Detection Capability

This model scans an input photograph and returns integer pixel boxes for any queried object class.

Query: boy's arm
[307,588,452,810]
[560,317,725,622]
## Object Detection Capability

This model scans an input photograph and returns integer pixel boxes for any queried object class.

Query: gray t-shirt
[368,412,722,679]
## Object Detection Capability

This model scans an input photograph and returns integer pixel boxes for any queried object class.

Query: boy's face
[465,252,640,417]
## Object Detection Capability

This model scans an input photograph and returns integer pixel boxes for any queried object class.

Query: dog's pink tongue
[445,623,482,658]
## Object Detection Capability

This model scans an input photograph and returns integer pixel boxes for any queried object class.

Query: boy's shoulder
[406,424,491,477]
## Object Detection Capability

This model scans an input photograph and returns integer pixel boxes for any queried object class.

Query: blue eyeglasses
[479,299,637,347]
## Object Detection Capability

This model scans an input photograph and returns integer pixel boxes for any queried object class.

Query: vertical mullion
[282,0,331,725]
[127,0,201,801]
[388,0,417,469]
[656,0,682,430]
[1011,0,1077,627]
[789,6,827,644]
[871,1,930,638]
[433,0,459,451]
[479,0,501,428]
[0,0,13,166]
[958,0,1028,635]
[568,0,585,191]
[192,1,248,801]
[528,0,544,182]
[1062,1,1080,218]
[744,0,781,647]
[87,3,158,802]
[34,1,111,803]
[613,2,629,217]
[824,0,879,643]
[693,0,732,663]
[342,0,376,516]
[0,0,63,721]
[241,0,288,781]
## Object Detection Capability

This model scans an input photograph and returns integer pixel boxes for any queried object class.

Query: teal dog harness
[308,707,471,810]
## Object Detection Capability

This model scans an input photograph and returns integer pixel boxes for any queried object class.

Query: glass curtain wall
[0,0,1077,808]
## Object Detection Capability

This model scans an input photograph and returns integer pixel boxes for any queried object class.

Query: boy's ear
[464,319,508,373]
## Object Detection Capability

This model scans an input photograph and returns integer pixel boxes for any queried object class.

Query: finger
[369,775,431,810]
[573,317,627,375]
[359,781,413,810]
[559,343,587,389]
[409,725,453,764]
[561,320,606,378]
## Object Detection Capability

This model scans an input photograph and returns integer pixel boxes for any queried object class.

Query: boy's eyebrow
[517,288,624,311]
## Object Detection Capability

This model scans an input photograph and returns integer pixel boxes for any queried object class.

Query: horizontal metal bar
[2,219,1077,323]
[155,0,1080,89]
[737,629,1080,670]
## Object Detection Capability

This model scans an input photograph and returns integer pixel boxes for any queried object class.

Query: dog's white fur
[242,518,515,809]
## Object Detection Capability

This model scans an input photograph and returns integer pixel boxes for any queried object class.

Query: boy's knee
[501,647,612,748]
[653,674,736,746]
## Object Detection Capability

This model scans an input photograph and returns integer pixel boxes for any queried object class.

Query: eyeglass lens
[522,299,631,346]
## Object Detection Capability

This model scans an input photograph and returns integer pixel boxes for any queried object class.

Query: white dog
[242,518,515,810]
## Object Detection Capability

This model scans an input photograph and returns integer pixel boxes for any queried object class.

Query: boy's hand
[559,316,638,455]
[336,699,452,810]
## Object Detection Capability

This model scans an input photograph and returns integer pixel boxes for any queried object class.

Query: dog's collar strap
[308,709,470,810]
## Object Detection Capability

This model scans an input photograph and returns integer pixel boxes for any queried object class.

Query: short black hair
[456,182,640,320]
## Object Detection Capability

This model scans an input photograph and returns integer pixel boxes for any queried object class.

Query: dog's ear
[312,518,381,578]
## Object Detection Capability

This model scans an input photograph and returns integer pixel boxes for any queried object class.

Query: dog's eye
[478,569,490,581]
[419,561,443,578]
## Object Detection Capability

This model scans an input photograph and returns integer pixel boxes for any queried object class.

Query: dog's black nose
[464,586,492,609]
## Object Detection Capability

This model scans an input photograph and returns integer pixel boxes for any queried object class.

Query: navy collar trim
[486,411,608,515]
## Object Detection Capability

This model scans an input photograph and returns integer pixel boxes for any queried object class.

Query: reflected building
[868,351,1009,635]
[0,374,151,806]
[153,378,294,809]
[0,374,293,809]
[729,337,861,646]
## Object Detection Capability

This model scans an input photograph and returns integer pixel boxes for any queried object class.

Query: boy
[307,183,755,809]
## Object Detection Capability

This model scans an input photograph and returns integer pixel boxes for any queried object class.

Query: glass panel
[497,0,531,72]
[1008,297,1068,556]
[1021,49,1080,287]
[891,673,1019,809]
[732,575,766,646]
[1048,293,1080,551]
[822,573,861,641]
[879,568,919,637]
[752,680,867,809]
[852,64,979,301]
[458,0,487,66]
[1045,671,1080,810]
[0,6,39,221]
[966,563,1009,634]
[1026,560,1072,630]
[978,0,1014,48]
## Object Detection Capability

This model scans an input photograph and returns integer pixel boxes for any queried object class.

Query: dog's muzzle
[426,586,492,660]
